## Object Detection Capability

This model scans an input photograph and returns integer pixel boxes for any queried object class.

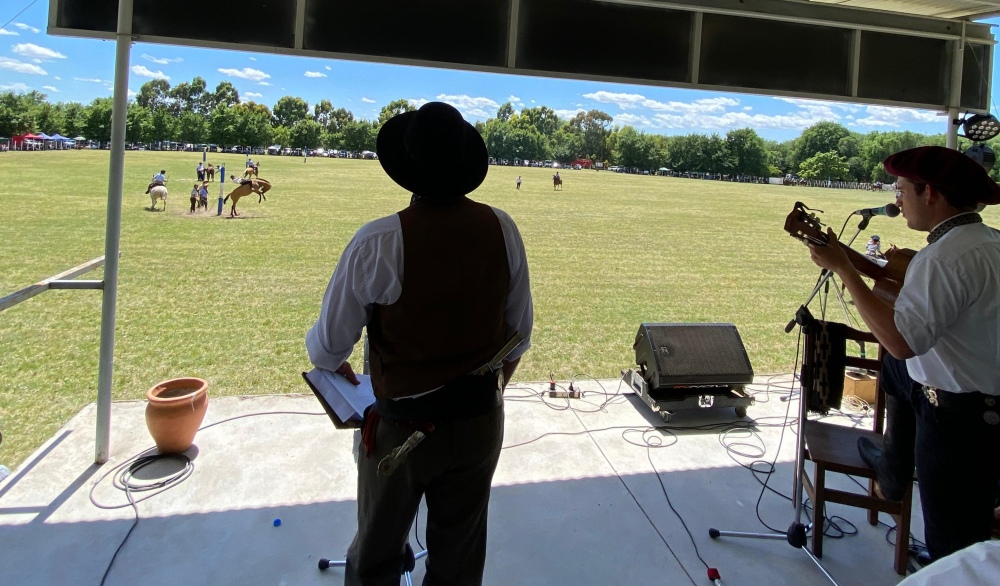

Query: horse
[205,163,216,182]
[553,175,563,190]
[149,185,168,211]
[243,163,259,178]
[223,177,272,217]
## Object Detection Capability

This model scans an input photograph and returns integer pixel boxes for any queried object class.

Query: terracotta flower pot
[145,377,209,453]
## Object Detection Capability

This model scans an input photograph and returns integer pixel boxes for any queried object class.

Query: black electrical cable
[645,440,710,571]
[90,410,326,585]
[91,452,194,586]
[0,0,38,34]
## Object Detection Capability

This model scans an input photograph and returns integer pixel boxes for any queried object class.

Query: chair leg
[893,485,914,576]
[812,464,826,558]
[868,478,879,526]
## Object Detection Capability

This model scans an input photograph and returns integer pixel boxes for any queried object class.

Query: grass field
[3,150,988,468]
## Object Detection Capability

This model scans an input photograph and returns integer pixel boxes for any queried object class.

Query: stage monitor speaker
[634,323,754,390]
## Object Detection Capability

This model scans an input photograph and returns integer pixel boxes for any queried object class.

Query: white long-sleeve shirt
[894,220,1000,395]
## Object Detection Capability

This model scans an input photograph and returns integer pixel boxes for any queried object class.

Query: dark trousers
[346,400,504,586]
[881,354,1000,560]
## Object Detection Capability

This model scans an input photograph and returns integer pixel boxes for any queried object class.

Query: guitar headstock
[784,201,829,246]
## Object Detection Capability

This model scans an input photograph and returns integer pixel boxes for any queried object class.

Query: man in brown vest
[306,101,533,585]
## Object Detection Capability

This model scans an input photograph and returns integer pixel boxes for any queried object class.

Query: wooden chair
[800,323,914,575]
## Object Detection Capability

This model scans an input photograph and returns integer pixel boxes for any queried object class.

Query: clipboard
[301,371,364,429]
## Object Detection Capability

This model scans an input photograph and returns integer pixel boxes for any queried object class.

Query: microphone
[853,203,899,218]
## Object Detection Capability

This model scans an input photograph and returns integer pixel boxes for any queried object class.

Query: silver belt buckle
[924,387,939,407]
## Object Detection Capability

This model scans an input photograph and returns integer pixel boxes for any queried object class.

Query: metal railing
[0,257,106,313]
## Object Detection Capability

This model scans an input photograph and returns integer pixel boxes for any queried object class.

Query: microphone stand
[709,213,871,586]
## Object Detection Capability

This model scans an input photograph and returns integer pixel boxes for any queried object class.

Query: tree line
[2,76,992,182]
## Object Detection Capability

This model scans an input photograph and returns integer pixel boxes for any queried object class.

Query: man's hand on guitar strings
[808,227,854,276]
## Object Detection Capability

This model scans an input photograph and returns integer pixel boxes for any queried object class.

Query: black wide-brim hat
[377,102,488,199]
[884,145,1000,205]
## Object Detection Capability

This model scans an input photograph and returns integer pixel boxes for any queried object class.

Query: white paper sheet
[305,368,375,423]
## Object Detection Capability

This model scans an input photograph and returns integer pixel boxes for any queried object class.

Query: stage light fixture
[964,143,996,173]
[959,113,1000,142]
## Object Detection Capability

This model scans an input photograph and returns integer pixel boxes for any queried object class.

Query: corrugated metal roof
[808,0,1000,20]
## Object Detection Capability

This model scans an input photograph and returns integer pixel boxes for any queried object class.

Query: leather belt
[922,387,1000,426]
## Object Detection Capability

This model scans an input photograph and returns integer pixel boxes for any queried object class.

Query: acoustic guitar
[784,201,915,306]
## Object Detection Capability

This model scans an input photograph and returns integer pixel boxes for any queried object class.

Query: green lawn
[1,150,983,468]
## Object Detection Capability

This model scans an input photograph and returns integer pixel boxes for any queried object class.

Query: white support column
[946,23,966,150]
[690,12,703,85]
[96,0,134,464]
[507,0,520,68]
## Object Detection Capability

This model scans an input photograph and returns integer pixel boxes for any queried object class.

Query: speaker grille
[635,323,753,388]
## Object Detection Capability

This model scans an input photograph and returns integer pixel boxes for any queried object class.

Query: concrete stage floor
[0,376,919,585]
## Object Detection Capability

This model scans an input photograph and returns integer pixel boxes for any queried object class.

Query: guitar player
[804,146,1000,564]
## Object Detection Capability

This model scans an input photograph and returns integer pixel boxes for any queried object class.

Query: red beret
[883,146,1000,205]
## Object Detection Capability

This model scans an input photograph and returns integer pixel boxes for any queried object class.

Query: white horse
[149,185,168,210]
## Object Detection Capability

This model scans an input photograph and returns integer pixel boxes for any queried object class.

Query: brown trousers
[345,404,504,586]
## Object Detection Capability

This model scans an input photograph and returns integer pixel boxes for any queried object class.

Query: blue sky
[1,2,998,142]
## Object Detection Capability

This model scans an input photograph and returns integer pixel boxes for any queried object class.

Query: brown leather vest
[368,197,510,399]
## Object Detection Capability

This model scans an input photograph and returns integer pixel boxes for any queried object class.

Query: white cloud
[13,43,66,60]
[508,95,521,103]
[244,91,263,98]
[130,65,169,80]
[0,57,46,75]
[615,113,651,127]
[249,57,257,61]
[324,65,331,70]
[142,53,182,65]
[42,85,58,92]
[127,89,137,98]
[259,81,271,86]
[643,111,826,131]
[361,97,376,103]
[13,23,40,33]
[217,67,270,83]
[0,82,30,92]
[435,93,500,119]
[771,97,860,120]
[409,98,429,109]
[775,97,861,114]
[554,108,584,119]
[54,76,60,80]
[851,106,939,128]
[74,77,106,83]
[304,71,327,78]
[583,90,739,115]
[0,29,18,36]
[743,106,752,111]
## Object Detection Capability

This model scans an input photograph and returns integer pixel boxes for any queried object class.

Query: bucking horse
[224,176,272,217]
